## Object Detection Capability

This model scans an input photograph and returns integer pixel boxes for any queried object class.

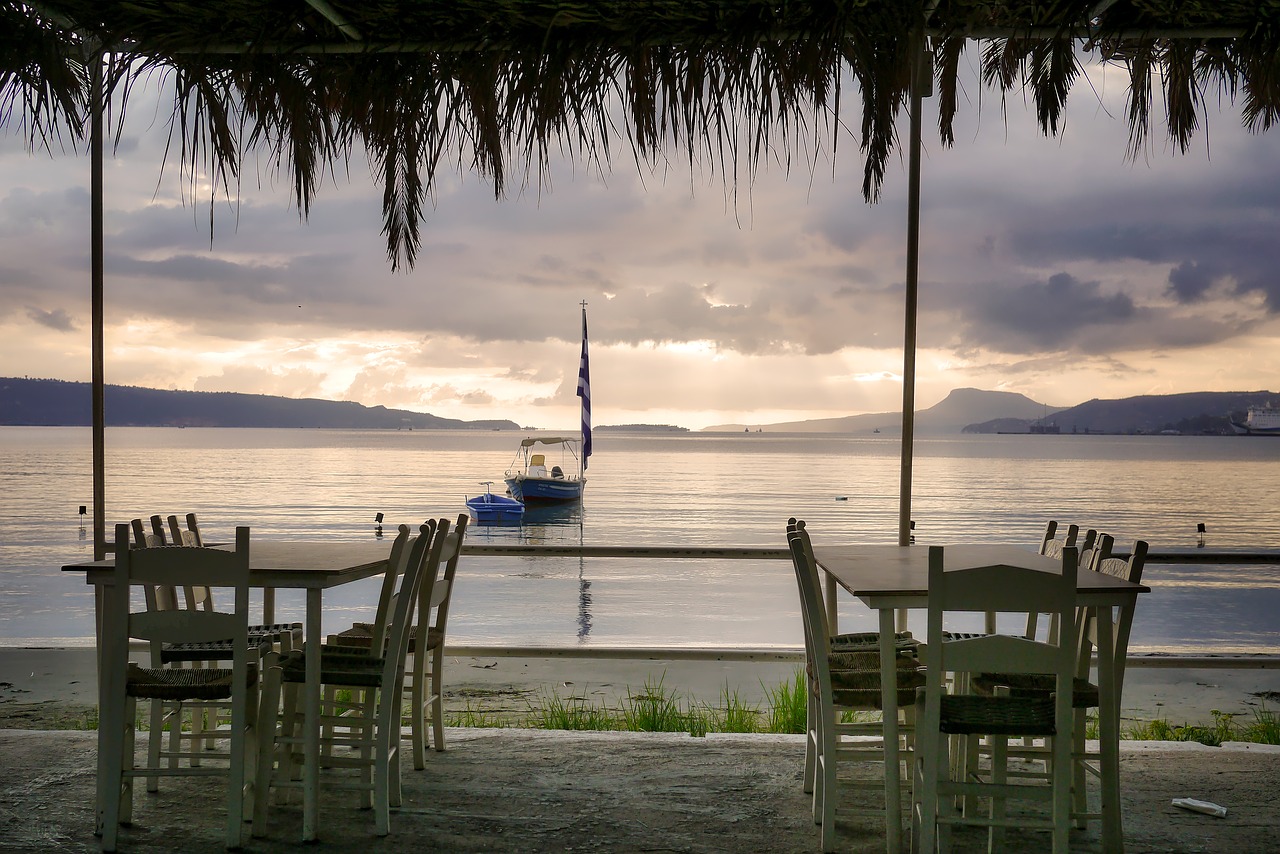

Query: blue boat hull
[466,494,525,523]
[504,475,584,503]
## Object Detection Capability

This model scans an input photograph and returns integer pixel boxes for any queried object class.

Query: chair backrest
[1081,538,1148,680]
[1024,526,1095,638]
[1039,522,1079,559]
[165,514,214,611]
[922,545,1079,732]
[129,518,179,612]
[166,513,204,547]
[131,517,166,548]
[378,522,436,696]
[107,523,253,694]
[423,513,468,639]
[786,519,831,701]
[363,523,418,654]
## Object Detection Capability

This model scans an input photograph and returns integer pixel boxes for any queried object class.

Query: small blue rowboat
[466,482,525,524]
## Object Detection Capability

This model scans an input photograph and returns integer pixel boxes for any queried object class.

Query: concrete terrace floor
[1,728,1277,853]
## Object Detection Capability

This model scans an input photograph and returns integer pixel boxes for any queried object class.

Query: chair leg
[410,650,426,770]
[252,662,282,835]
[1072,709,1088,828]
[989,735,1008,852]
[802,682,816,795]
[146,695,164,792]
[358,689,377,810]
[430,646,446,751]
[120,696,137,826]
[816,709,838,851]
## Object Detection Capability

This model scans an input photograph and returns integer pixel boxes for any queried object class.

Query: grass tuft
[763,668,808,734]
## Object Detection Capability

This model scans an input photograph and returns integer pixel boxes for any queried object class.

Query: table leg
[93,581,109,836]
[879,606,902,854]
[1095,604,1123,853]
[303,588,322,841]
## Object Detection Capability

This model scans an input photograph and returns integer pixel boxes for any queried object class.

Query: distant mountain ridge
[0,377,519,430]
[705,388,1062,434]
[705,387,1278,436]
[966,390,1280,435]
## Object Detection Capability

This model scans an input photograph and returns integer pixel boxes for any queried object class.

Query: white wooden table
[66,540,391,843]
[811,543,1149,854]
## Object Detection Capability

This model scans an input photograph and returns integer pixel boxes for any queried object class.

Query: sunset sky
[2,58,1278,431]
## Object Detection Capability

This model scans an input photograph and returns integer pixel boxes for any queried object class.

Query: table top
[62,540,391,590]
[812,543,1150,604]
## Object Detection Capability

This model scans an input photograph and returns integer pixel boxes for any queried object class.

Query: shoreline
[3,646,1278,731]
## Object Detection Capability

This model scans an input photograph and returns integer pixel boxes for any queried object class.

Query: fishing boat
[466,482,525,523]
[1230,406,1280,436]
[503,303,593,503]
[503,436,585,502]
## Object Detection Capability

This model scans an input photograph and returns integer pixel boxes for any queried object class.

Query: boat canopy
[519,437,578,447]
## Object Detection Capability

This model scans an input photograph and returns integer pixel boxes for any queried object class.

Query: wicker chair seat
[830,630,917,652]
[328,621,443,653]
[815,660,926,710]
[930,693,1058,737]
[277,647,387,689]
[972,672,1100,708]
[160,632,279,663]
[126,662,256,701]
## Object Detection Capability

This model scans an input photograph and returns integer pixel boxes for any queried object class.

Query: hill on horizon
[966,390,1279,435]
[704,388,1062,434]
[0,377,519,431]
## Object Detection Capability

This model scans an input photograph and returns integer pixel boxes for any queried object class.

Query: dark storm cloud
[954,272,1134,352]
[998,154,1280,313]
[1167,260,1220,303]
[25,306,76,331]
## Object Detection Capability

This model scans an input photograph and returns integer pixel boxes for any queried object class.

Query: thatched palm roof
[3,1,1278,268]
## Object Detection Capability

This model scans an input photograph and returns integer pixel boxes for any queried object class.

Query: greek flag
[576,304,592,470]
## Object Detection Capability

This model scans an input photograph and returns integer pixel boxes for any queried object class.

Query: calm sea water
[2,427,1278,654]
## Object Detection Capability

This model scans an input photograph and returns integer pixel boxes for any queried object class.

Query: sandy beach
[2,646,1277,730]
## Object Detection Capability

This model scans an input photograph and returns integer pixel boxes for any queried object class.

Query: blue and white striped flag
[576,304,592,470]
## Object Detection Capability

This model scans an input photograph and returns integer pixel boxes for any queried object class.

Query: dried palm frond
[1,1,1279,269]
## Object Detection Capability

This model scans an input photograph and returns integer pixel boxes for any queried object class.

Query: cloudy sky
[2,56,1278,431]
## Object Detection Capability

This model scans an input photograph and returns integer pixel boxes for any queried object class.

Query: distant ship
[1230,406,1280,436]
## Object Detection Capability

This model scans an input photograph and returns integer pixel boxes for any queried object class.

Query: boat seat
[527,453,548,478]
[551,465,564,479]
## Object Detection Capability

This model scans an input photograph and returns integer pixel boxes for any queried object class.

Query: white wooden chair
[97,523,257,851]
[328,513,469,769]
[154,513,302,768]
[406,512,468,767]
[912,545,1079,853]
[786,519,924,852]
[253,522,434,837]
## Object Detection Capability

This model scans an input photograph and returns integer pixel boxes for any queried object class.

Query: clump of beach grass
[527,691,619,731]
[709,685,764,733]
[1126,705,1278,746]
[622,675,710,736]
[763,668,808,734]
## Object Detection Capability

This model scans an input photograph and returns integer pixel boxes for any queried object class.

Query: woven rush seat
[829,663,926,710]
[972,672,1100,708]
[160,632,279,663]
[278,646,388,688]
[126,661,254,701]
[328,621,443,653]
[934,693,1058,737]
[830,630,917,651]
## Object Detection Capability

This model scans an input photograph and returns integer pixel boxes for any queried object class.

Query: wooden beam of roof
[304,0,362,42]
[167,25,1251,56]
